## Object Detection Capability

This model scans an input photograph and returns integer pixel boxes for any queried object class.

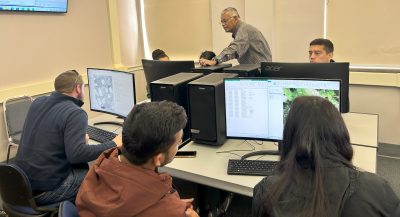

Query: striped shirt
[215,21,272,64]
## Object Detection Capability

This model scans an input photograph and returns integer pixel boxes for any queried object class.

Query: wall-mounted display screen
[0,0,68,13]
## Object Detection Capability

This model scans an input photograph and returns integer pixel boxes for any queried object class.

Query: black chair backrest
[0,163,34,207]
[4,96,32,137]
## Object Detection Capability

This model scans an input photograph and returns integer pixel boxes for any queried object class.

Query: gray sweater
[15,92,115,192]
[215,21,272,64]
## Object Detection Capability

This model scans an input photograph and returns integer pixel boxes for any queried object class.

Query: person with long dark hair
[252,96,399,217]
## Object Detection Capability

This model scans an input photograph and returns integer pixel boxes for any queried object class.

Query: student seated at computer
[76,101,199,217]
[152,48,170,61]
[146,49,170,98]
[309,38,335,63]
[252,96,399,217]
[199,50,216,61]
[14,70,122,206]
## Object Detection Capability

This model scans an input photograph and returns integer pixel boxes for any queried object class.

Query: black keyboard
[87,125,117,143]
[227,159,279,176]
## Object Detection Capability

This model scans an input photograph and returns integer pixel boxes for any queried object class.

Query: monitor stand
[240,141,282,160]
[93,116,124,127]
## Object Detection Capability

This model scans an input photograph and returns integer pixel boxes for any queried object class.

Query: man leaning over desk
[200,7,272,66]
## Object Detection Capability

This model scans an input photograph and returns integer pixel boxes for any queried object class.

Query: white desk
[90,112,378,197]
[159,112,379,197]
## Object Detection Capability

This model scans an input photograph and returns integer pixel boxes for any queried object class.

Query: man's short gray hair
[222,7,240,18]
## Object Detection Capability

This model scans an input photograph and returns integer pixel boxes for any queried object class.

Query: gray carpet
[377,144,400,197]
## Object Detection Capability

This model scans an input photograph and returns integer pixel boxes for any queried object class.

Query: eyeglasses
[220,16,234,25]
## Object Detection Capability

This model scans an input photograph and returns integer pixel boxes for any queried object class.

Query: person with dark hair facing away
[252,96,399,217]
[14,70,122,206]
[146,49,170,98]
[76,101,199,217]
[152,49,170,61]
[199,50,216,61]
[309,38,335,63]
[199,7,272,66]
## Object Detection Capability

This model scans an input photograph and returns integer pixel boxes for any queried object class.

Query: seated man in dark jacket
[15,70,122,205]
[76,101,199,217]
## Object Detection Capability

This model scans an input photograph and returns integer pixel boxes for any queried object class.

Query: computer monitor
[260,62,349,113]
[142,59,195,85]
[224,78,341,141]
[87,68,136,121]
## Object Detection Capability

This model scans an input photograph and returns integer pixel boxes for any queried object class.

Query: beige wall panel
[116,0,144,66]
[0,0,113,91]
[274,0,324,62]
[245,0,275,59]
[349,85,400,145]
[144,0,212,60]
[327,0,400,65]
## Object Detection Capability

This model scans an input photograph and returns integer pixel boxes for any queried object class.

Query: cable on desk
[255,155,265,160]
[221,152,243,159]
[112,126,122,134]
[247,140,263,146]
[216,140,256,158]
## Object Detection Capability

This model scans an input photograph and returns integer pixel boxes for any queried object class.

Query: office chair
[0,163,58,217]
[3,95,33,163]
[58,201,79,217]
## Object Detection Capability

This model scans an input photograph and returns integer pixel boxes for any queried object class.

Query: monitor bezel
[260,62,349,113]
[141,59,195,85]
[223,77,342,142]
[87,68,136,118]
[0,0,68,13]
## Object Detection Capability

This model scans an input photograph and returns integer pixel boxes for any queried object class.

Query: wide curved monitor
[224,77,341,141]
[87,68,136,118]
[260,62,349,113]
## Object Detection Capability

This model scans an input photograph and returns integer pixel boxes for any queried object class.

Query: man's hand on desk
[85,133,90,144]
[181,198,199,217]
[113,134,123,147]
[199,58,217,66]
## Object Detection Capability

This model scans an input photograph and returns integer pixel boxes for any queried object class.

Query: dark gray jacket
[252,161,399,217]
[15,92,115,192]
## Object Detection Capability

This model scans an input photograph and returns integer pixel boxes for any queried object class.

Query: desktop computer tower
[188,73,238,146]
[150,72,204,142]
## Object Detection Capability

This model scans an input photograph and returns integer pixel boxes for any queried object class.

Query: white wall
[143,0,212,60]
[0,0,113,91]
[0,0,114,162]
